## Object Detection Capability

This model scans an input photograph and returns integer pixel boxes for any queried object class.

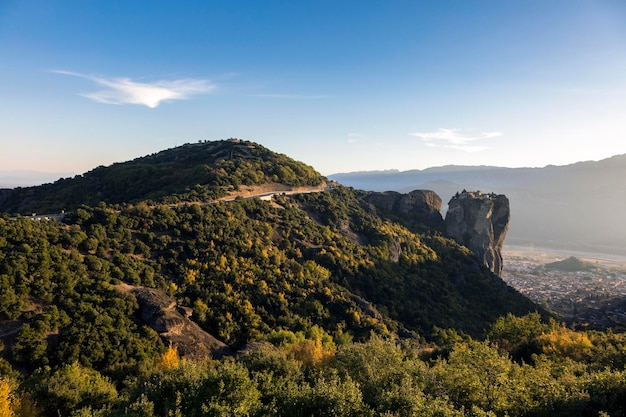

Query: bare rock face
[364,190,444,229]
[363,190,443,262]
[131,287,231,359]
[444,191,510,276]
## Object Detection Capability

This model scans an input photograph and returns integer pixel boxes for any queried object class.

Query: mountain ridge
[330,154,626,177]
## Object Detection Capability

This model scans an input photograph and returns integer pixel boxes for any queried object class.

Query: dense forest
[1,140,625,416]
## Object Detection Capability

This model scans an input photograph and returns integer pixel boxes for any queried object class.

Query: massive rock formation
[364,189,444,229]
[361,190,444,262]
[444,191,510,276]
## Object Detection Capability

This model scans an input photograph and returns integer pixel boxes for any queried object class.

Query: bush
[32,363,117,417]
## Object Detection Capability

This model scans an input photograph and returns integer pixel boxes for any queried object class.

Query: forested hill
[0,139,324,214]
[0,138,540,349]
[3,140,626,416]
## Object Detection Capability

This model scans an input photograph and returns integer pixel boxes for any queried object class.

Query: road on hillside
[10,184,332,221]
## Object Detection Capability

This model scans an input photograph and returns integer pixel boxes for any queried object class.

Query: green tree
[487,313,557,362]
[431,341,518,414]
[33,363,117,417]
[336,335,427,414]
[277,372,371,417]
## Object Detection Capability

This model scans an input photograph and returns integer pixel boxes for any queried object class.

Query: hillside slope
[0,140,544,394]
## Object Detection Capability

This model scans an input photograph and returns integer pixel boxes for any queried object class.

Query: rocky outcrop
[362,190,443,262]
[130,286,231,359]
[364,190,444,229]
[444,191,510,276]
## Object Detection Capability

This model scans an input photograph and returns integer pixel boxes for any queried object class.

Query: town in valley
[502,246,626,328]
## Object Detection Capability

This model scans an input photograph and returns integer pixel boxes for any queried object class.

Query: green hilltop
[0,139,323,214]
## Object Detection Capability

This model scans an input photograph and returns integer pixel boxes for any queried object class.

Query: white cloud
[53,70,215,108]
[410,128,501,152]
[252,93,327,99]
[347,133,364,144]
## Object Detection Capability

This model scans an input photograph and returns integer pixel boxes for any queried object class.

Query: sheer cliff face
[444,192,510,276]
[364,189,444,229]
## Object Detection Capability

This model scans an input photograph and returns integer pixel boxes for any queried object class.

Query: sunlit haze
[1,1,626,177]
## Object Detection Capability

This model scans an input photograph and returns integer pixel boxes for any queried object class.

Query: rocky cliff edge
[364,189,444,229]
[444,191,510,276]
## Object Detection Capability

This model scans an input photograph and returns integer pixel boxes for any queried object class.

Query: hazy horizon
[2,148,624,189]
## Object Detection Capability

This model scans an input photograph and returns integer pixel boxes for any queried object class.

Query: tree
[33,363,117,416]
[538,326,593,362]
[487,313,556,362]
[335,335,430,415]
[0,377,17,417]
[432,341,518,414]
[157,343,181,370]
[278,373,371,417]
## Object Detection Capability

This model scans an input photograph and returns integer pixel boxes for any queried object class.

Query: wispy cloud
[410,128,502,152]
[347,133,364,144]
[252,93,327,99]
[53,70,215,108]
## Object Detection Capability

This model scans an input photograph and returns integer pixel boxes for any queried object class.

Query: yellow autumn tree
[290,326,336,368]
[0,377,16,417]
[538,326,593,361]
[158,343,182,370]
[291,336,335,368]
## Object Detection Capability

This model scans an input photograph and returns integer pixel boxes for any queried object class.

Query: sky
[1,0,626,180]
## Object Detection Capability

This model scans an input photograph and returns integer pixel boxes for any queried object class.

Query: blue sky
[1,0,626,178]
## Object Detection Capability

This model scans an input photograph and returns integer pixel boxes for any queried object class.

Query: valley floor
[502,245,626,328]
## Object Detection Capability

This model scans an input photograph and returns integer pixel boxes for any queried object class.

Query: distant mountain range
[329,155,626,255]
[0,170,74,188]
